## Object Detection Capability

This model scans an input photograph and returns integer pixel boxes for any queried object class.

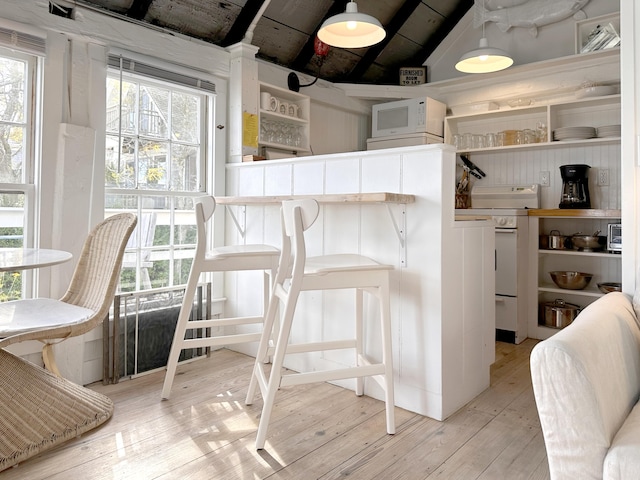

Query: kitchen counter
[216,192,415,205]
[222,144,496,421]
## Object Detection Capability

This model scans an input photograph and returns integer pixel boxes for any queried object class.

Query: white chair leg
[355,288,364,397]
[254,292,297,450]
[246,283,279,405]
[161,270,200,399]
[379,278,395,435]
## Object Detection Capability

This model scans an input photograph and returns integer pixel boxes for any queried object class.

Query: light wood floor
[3,339,550,479]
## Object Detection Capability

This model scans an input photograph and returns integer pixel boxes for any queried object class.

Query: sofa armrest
[531,292,640,479]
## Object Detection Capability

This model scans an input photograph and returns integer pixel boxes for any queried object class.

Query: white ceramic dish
[575,85,616,99]
[450,101,499,116]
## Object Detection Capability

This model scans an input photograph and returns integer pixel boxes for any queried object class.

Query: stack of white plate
[553,126,596,141]
[596,124,621,138]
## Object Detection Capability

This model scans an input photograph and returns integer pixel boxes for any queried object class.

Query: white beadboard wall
[463,143,621,210]
[222,145,496,420]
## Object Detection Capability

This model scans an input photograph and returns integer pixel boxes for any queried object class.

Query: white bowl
[450,101,499,116]
[575,85,616,99]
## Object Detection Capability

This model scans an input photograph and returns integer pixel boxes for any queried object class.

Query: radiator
[103,283,216,384]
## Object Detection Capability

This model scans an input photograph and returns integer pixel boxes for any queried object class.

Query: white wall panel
[223,145,494,420]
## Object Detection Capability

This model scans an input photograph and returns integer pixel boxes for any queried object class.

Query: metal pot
[539,230,570,250]
[539,299,581,329]
[571,232,607,251]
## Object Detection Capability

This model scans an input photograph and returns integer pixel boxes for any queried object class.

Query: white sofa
[531,292,640,480]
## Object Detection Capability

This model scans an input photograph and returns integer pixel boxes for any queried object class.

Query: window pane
[105,134,135,188]
[172,92,199,143]
[106,78,138,135]
[0,57,25,123]
[140,85,168,138]
[0,126,26,183]
[171,144,199,191]
[106,69,210,293]
[138,139,167,190]
[173,257,193,285]
[0,192,25,301]
[0,192,24,247]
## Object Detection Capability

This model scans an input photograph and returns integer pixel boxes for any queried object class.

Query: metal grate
[103,283,213,384]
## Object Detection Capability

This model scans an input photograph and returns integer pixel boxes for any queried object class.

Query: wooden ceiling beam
[344,0,423,83]
[126,0,154,20]
[221,0,269,47]
[291,1,348,72]
[403,0,474,74]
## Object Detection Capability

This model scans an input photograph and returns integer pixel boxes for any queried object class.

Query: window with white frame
[105,56,215,292]
[0,47,40,301]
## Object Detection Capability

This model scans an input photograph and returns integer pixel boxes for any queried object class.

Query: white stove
[456,185,540,344]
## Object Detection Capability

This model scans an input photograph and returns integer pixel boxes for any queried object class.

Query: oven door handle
[495,228,517,234]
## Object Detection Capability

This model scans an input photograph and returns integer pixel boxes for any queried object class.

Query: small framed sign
[399,67,426,86]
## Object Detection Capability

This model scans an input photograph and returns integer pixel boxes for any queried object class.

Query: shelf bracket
[386,204,407,267]
[225,205,246,238]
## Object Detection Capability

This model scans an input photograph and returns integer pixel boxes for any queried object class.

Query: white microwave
[371,96,446,138]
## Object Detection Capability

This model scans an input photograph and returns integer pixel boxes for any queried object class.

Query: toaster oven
[607,223,622,253]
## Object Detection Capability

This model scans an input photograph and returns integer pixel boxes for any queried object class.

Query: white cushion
[604,401,640,479]
[0,298,94,336]
[633,279,640,325]
[531,292,640,479]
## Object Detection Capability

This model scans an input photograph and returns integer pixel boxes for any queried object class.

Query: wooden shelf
[528,209,621,218]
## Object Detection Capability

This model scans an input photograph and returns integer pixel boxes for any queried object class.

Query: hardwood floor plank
[265,412,423,480]
[0,342,550,480]
[341,407,495,480]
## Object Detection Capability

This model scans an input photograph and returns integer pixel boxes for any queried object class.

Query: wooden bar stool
[246,198,395,449]
[161,196,280,399]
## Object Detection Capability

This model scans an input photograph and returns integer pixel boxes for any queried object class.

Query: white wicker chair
[0,213,137,376]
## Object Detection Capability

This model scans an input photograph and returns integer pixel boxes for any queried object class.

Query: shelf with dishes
[259,82,311,153]
[538,284,605,298]
[444,94,620,154]
[527,211,621,340]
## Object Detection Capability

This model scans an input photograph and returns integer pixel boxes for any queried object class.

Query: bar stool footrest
[279,364,386,387]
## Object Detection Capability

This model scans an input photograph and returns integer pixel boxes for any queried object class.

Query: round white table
[0,248,73,272]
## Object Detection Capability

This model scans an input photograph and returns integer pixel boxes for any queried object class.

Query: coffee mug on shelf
[260,92,271,110]
[269,96,280,112]
[288,103,298,117]
[279,101,289,115]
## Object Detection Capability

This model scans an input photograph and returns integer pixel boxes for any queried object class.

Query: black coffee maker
[559,164,591,209]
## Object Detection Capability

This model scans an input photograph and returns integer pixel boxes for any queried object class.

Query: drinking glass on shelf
[294,127,303,148]
[462,132,473,150]
[260,121,268,142]
[496,131,506,146]
[515,130,524,145]
[523,128,535,144]
[452,134,463,149]
[266,121,277,143]
[536,121,548,143]
[472,134,485,149]
[485,133,496,148]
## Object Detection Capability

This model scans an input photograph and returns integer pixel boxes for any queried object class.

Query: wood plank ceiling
[73,0,473,84]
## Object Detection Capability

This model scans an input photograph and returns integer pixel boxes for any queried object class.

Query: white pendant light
[455,0,513,74]
[317,1,386,49]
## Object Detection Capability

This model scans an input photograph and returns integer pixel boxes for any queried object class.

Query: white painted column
[227,42,260,163]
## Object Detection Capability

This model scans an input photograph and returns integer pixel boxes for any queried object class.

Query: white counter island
[222,144,495,421]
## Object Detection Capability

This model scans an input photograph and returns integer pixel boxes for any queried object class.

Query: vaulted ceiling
[72,0,473,85]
